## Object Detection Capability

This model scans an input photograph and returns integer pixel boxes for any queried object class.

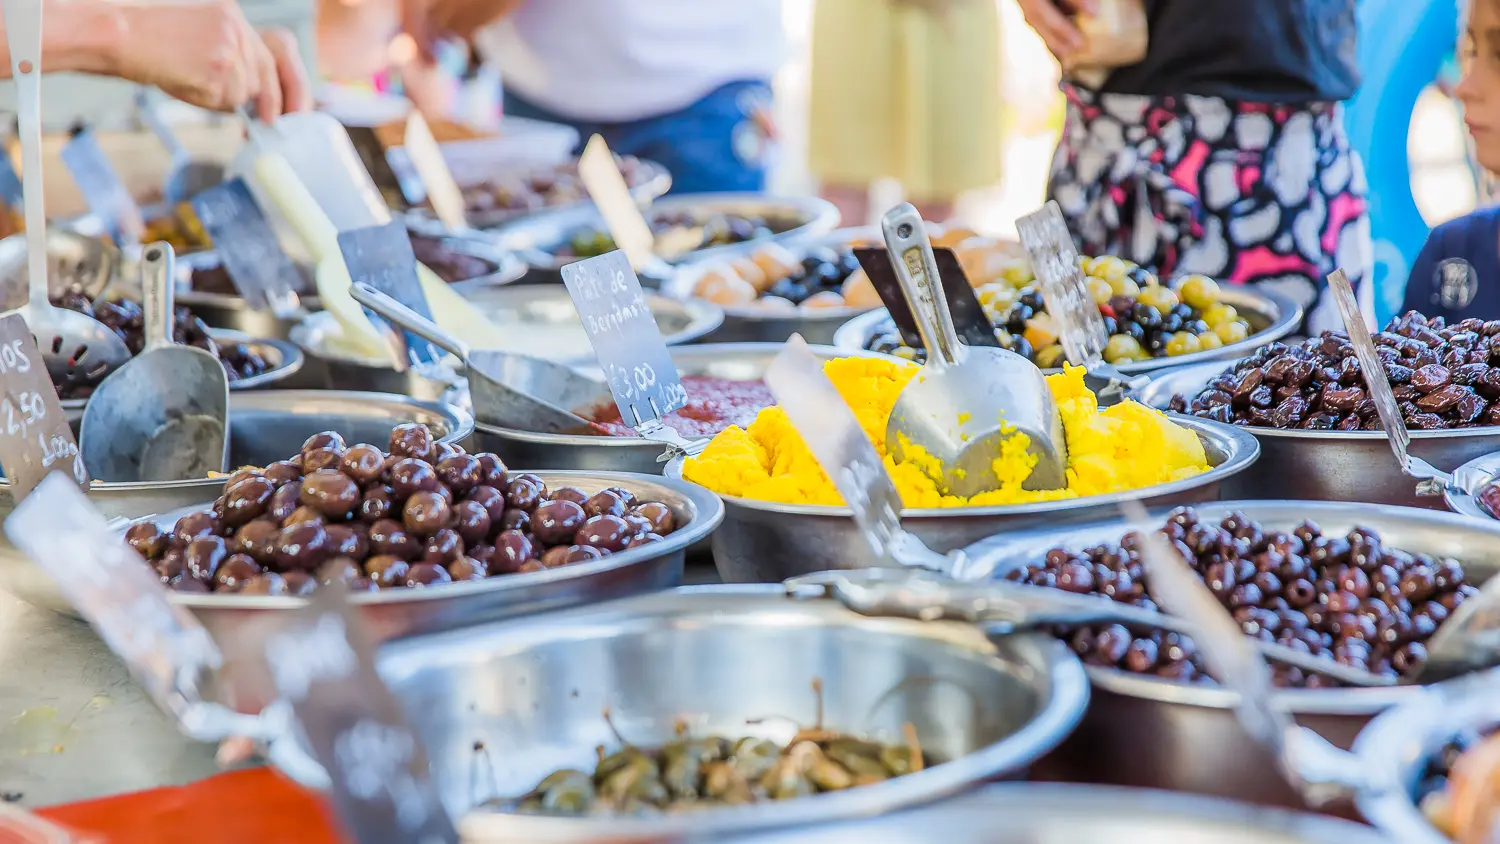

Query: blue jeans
[503,80,772,194]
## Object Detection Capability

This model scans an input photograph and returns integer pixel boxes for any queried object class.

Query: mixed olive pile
[864,255,1255,367]
[502,722,926,815]
[1004,507,1477,687]
[557,211,796,261]
[53,292,273,399]
[689,242,875,313]
[125,423,680,595]
[1169,312,1500,430]
[460,155,655,218]
[189,230,493,295]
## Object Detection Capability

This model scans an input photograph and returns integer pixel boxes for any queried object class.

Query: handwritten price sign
[0,315,88,495]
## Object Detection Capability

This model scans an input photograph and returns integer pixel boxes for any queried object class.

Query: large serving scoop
[79,243,229,481]
[881,203,1066,496]
[1,0,129,390]
[350,282,601,433]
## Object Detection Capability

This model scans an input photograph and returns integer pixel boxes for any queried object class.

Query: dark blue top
[1402,207,1500,323]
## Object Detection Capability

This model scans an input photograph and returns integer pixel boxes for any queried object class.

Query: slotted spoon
[1,0,128,390]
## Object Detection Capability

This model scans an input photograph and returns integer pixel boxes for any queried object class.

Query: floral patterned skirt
[1047,84,1375,333]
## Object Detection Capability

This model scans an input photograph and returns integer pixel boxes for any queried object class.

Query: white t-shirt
[476,0,784,123]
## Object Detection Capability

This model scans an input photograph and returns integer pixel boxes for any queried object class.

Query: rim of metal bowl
[832,286,1303,374]
[290,289,724,368]
[663,415,1260,520]
[447,583,1091,840]
[397,213,536,290]
[455,157,673,230]
[490,192,842,272]
[140,471,724,609]
[8,390,473,497]
[59,328,304,412]
[471,342,885,447]
[1140,358,1500,443]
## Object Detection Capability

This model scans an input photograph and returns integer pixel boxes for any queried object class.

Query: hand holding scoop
[881,203,1067,496]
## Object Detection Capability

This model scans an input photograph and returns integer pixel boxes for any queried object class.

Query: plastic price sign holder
[190,178,302,316]
[577,134,664,273]
[560,249,699,454]
[0,313,87,497]
[60,126,145,245]
[854,246,1000,349]
[224,585,457,844]
[403,112,469,232]
[1016,200,1148,397]
[337,221,442,368]
[344,124,410,212]
[2,473,266,744]
[764,333,960,575]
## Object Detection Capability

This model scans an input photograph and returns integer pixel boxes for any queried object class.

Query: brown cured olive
[549,486,589,506]
[467,485,507,522]
[173,512,221,544]
[452,499,492,545]
[435,454,482,493]
[532,500,586,545]
[631,502,676,535]
[368,518,420,560]
[499,508,531,533]
[268,482,302,523]
[302,431,346,453]
[301,447,343,473]
[234,519,282,564]
[221,476,275,527]
[319,557,362,585]
[126,523,168,559]
[185,536,229,580]
[423,529,464,563]
[282,571,317,595]
[324,524,368,559]
[404,562,452,587]
[214,554,261,591]
[274,522,331,571]
[389,458,439,498]
[540,545,571,568]
[602,486,638,509]
[403,491,452,536]
[584,490,626,518]
[241,573,288,595]
[263,460,303,486]
[300,470,361,516]
[339,444,387,484]
[283,505,326,527]
[475,453,508,487]
[518,560,546,573]
[448,556,487,580]
[491,531,534,574]
[359,487,395,522]
[564,545,605,564]
[624,533,664,549]
[623,514,653,537]
[575,515,631,553]
[513,473,547,495]
[389,423,435,462]
[504,478,543,512]
[363,555,410,588]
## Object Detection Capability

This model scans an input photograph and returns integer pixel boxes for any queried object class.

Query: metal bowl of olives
[302,585,1089,841]
[489,193,842,278]
[663,415,1260,584]
[961,500,1500,811]
[1440,450,1500,521]
[832,279,1300,378]
[721,783,1390,844]
[1135,360,1500,509]
[0,391,473,616]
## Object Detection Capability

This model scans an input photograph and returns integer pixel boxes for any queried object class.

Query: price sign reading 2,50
[2,390,46,439]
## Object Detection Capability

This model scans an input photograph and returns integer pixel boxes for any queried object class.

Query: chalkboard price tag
[0,313,87,497]
[560,250,687,429]
[0,149,23,209]
[345,124,410,211]
[224,586,457,844]
[60,126,145,244]
[1017,201,1109,368]
[855,246,999,350]
[3,473,225,729]
[337,222,440,366]
[190,178,301,315]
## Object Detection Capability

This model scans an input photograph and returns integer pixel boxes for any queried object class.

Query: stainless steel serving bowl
[959,500,1500,811]
[119,472,722,645]
[470,343,887,475]
[451,156,673,230]
[664,416,1260,583]
[1350,670,1500,844]
[0,390,473,616]
[659,227,881,345]
[1135,360,1500,508]
[363,585,1090,842]
[489,193,842,276]
[720,784,1391,844]
[832,285,1302,377]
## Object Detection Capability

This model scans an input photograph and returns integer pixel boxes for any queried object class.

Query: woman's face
[1458,0,1500,173]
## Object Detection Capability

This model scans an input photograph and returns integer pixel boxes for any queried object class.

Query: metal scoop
[349,282,602,434]
[79,243,229,481]
[880,203,1066,496]
[136,89,225,205]
[1,0,129,391]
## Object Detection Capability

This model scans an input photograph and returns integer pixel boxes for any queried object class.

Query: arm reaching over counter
[0,0,311,115]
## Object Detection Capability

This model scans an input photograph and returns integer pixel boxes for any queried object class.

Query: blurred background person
[1020,0,1370,333]
[808,0,1004,226]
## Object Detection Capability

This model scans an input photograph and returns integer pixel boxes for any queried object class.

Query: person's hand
[1017,0,1097,63]
[111,1,279,114]
[259,27,313,115]
[402,0,526,57]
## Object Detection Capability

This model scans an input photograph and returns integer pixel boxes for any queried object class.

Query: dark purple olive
[630,502,676,536]
[339,444,387,485]
[388,458,438,498]
[583,490,626,519]
[601,486,638,510]
[624,533,664,549]
[221,476,276,527]
[323,524,368,559]
[273,522,331,571]
[474,452,508,487]
[389,423,435,462]
[491,530,533,574]
[422,529,464,564]
[452,499,492,545]
[434,453,482,494]
[299,469,361,516]
[184,536,228,580]
[268,482,302,523]
[575,515,631,552]
[368,518,420,561]
[403,491,452,536]
[532,500,586,545]
[233,519,282,564]
[301,447,343,473]
[359,487,394,522]
[213,554,261,592]
[263,460,303,486]
[499,508,531,533]
[548,486,590,507]
[404,562,452,587]
[125,522,168,559]
[504,478,543,512]
[301,431,346,454]
[623,514,653,537]
[172,511,221,544]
